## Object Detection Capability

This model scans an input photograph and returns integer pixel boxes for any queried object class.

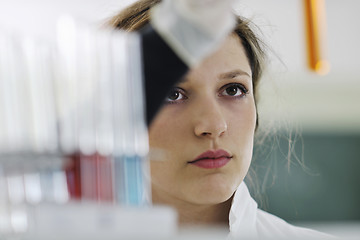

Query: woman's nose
[193,101,228,138]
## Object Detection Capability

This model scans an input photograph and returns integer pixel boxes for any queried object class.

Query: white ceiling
[1,0,359,133]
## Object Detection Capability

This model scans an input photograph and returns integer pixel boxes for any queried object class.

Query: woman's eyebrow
[218,69,251,80]
[177,69,251,85]
[177,76,189,84]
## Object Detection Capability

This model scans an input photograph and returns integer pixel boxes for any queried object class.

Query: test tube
[0,34,23,154]
[56,16,79,156]
[96,31,116,203]
[111,31,150,206]
[0,33,29,236]
[56,16,81,200]
[76,24,98,202]
[111,32,128,204]
[22,38,59,154]
[125,32,150,206]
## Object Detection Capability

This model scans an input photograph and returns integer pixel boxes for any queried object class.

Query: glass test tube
[111,31,150,206]
[96,31,116,203]
[56,16,82,200]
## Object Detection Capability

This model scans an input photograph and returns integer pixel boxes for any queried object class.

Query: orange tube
[304,0,330,75]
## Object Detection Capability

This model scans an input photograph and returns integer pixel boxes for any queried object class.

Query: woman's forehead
[179,36,252,86]
[195,36,250,74]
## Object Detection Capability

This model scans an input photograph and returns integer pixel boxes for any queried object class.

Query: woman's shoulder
[229,183,335,239]
[255,208,335,239]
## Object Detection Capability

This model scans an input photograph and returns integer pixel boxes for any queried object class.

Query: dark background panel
[246,132,360,222]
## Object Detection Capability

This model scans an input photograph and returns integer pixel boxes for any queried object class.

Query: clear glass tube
[111,31,151,206]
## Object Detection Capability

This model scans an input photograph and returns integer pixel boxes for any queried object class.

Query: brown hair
[108,0,266,123]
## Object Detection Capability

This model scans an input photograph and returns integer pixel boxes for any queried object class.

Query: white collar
[228,182,258,238]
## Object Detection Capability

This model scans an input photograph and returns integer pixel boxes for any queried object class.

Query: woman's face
[149,35,256,206]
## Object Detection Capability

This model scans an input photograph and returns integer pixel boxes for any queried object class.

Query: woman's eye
[220,84,248,97]
[166,88,187,103]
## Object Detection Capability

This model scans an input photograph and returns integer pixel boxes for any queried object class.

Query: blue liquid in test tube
[111,32,149,207]
[114,155,145,206]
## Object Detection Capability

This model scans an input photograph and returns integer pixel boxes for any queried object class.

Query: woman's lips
[188,149,232,169]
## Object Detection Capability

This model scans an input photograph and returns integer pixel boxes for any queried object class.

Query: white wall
[238,0,360,133]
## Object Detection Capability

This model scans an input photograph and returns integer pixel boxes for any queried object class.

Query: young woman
[109,0,331,238]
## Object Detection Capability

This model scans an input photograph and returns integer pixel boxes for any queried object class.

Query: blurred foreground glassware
[56,16,150,205]
[0,16,151,237]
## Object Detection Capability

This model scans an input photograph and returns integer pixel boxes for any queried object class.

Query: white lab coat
[228,182,334,239]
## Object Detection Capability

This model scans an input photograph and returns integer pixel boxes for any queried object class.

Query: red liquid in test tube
[65,152,113,202]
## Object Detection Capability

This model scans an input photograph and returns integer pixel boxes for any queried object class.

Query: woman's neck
[152,189,233,226]
[177,197,232,226]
